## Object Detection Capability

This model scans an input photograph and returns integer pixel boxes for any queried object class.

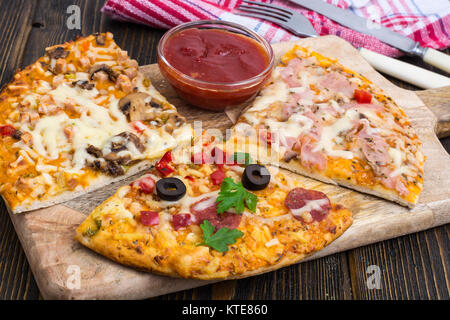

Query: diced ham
[357,120,390,170]
[382,175,410,196]
[124,67,138,80]
[279,135,297,149]
[63,125,74,141]
[280,58,304,88]
[116,74,133,93]
[93,71,108,83]
[279,102,297,122]
[54,58,67,74]
[79,56,91,68]
[20,132,32,145]
[52,74,65,87]
[320,71,356,98]
[294,136,327,171]
[342,102,383,112]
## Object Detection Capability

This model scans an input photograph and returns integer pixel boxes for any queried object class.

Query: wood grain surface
[0,0,448,300]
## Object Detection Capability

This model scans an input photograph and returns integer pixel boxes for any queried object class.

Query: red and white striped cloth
[102,0,450,57]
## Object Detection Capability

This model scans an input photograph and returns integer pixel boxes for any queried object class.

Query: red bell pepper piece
[0,125,16,137]
[156,151,174,176]
[354,89,372,104]
[210,169,226,185]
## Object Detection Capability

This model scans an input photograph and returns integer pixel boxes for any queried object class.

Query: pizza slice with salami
[229,45,424,207]
[0,33,192,213]
[76,141,352,279]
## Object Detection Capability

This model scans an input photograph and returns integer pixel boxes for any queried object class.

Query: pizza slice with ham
[76,144,352,279]
[229,45,424,207]
[0,33,192,213]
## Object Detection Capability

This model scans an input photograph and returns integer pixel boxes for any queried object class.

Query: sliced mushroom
[164,113,186,133]
[88,64,118,82]
[46,46,69,59]
[95,34,106,46]
[86,145,103,158]
[106,161,125,176]
[104,152,131,165]
[103,131,145,160]
[118,92,158,121]
[12,130,23,140]
[283,151,298,163]
[72,80,95,90]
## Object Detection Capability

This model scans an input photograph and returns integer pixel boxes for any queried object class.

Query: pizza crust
[9,160,154,213]
[228,141,414,208]
[76,205,352,280]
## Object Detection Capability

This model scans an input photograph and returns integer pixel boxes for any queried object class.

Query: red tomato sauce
[163,28,269,83]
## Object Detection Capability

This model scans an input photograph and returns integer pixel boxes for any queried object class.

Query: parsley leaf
[232,152,253,166]
[198,220,244,252]
[216,177,257,214]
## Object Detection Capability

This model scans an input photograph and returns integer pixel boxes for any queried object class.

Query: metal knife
[289,0,450,74]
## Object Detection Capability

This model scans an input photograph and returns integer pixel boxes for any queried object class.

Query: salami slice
[191,197,242,230]
[284,187,331,223]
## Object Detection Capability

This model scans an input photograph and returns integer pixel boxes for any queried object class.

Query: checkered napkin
[102,0,450,57]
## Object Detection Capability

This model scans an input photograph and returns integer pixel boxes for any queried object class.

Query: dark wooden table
[0,0,448,300]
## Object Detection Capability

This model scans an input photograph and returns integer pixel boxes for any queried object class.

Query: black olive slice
[156,177,186,201]
[242,164,271,191]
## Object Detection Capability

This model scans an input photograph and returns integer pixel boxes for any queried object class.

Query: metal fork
[236,0,318,38]
[235,0,450,89]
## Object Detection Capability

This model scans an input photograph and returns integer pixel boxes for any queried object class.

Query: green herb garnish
[198,220,243,252]
[83,218,102,237]
[216,177,257,214]
[232,152,253,166]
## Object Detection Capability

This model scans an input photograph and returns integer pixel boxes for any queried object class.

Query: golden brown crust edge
[75,207,352,280]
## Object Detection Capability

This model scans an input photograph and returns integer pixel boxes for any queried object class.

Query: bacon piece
[284,187,331,223]
[190,197,242,230]
[294,136,327,171]
[132,176,155,194]
[140,211,159,226]
[172,213,192,231]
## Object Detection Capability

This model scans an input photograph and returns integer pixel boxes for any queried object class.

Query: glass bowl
[157,20,274,111]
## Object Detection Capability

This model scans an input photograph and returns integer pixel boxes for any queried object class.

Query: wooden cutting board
[7,36,450,299]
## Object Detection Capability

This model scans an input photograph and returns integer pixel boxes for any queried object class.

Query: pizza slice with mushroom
[229,45,424,207]
[76,142,352,279]
[0,33,192,213]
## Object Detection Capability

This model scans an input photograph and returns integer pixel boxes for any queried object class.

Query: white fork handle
[423,48,450,74]
[359,48,450,89]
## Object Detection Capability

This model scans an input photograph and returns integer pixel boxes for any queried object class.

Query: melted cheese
[290,198,329,217]
[250,80,289,112]
[26,83,191,170]
[314,109,358,159]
